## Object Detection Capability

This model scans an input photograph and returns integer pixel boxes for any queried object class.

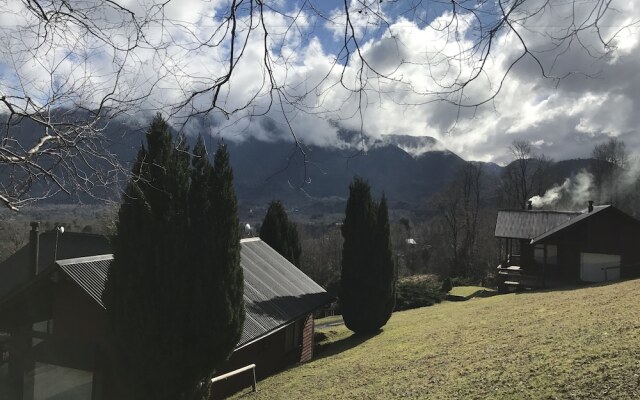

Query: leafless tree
[299,222,342,294]
[498,140,552,209]
[0,0,635,210]
[434,162,483,277]
[591,137,627,205]
[0,0,161,210]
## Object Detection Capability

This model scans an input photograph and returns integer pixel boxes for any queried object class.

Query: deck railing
[211,363,257,394]
[497,262,543,288]
[506,254,521,266]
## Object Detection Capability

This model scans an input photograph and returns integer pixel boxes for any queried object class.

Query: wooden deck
[497,263,542,290]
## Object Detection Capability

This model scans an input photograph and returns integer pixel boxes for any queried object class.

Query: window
[534,244,558,265]
[32,319,54,334]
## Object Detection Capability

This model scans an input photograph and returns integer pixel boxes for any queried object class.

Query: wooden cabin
[495,203,640,291]
[0,227,332,400]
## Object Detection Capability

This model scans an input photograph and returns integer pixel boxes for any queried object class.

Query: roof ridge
[55,254,114,266]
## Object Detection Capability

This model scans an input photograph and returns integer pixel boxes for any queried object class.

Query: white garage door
[580,252,621,283]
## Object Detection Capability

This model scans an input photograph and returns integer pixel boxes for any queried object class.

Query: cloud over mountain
[1,0,637,165]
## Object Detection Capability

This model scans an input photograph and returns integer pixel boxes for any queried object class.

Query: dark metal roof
[531,205,610,243]
[49,238,332,350]
[238,238,333,349]
[494,210,580,239]
[57,255,112,309]
[0,231,111,300]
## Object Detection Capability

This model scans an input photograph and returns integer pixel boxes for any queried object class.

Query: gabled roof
[238,238,332,348]
[57,255,112,308]
[17,238,332,350]
[0,231,111,300]
[495,205,639,244]
[494,209,580,239]
[530,205,610,243]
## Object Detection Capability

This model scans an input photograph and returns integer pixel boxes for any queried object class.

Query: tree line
[292,136,639,292]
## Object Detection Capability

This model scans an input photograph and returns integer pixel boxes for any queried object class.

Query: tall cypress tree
[259,200,301,265]
[371,194,396,327]
[340,177,395,335]
[207,142,245,364]
[103,119,244,399]
[104,113,190,399]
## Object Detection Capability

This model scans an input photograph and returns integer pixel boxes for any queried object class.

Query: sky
[0,0,639,165]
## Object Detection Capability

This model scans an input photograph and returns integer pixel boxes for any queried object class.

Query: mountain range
[1,115,594,216]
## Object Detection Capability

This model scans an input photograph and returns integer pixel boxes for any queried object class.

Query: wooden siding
[209,314,313,399]
[536,208,640,281]
[52,279,105,341]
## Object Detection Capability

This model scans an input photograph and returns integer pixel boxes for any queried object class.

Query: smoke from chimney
[529,170,594,209]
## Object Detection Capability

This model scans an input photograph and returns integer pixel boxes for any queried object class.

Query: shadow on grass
[315,329,382,360]
[233,330,382,398]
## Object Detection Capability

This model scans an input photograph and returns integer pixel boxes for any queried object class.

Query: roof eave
[234,299,333,351]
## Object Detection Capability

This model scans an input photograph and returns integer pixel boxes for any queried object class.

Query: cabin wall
[26,279,105,400]
[32,278,105,372]
[5,280,104,400]
[52,279,105,342]
[300,315,314,363]
[540,209,640,283]
[559,244,581,283]
[210,315,312,399]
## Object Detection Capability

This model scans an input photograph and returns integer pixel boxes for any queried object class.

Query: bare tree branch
[0,0,636,209]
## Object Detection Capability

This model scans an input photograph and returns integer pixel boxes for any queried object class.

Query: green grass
[448,286,496,300]
[234,279,640,399]
[315,315,344,327]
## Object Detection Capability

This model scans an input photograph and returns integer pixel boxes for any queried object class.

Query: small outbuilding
[0,226,332,399]
[495,203,640,290]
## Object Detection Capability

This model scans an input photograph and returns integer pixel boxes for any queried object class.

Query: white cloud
[1,0,638,164]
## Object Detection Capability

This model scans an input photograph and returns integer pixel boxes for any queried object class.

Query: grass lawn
[234,279,640,399]
[448,286,496,300]
[314,315,344,327]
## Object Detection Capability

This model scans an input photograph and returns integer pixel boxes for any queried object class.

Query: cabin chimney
[527,200,533,210]
[29,222,40,278]
[588,200,594,213]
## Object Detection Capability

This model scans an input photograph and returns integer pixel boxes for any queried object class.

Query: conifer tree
[340,177,395,334]
[103,119,244,399]
[259,200,302,265]
[371,195,396,327]
[206,142,244,368]
[103,113,190,399]
[182,137,244,395]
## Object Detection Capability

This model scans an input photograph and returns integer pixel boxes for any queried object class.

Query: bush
[450,276,479,287]
[395,275,445,311]
[440,277,453,293]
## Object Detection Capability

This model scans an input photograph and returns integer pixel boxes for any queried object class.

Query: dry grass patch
[234,279,640,399]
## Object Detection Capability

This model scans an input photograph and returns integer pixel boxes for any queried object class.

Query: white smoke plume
[620,156,640,194]
[530,170,594,209]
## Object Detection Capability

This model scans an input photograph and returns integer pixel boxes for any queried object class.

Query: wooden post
[251,365,257,392]
[506,239,510,264]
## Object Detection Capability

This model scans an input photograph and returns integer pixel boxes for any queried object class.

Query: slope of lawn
[234,279,640,399]
[448,286,496,300]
